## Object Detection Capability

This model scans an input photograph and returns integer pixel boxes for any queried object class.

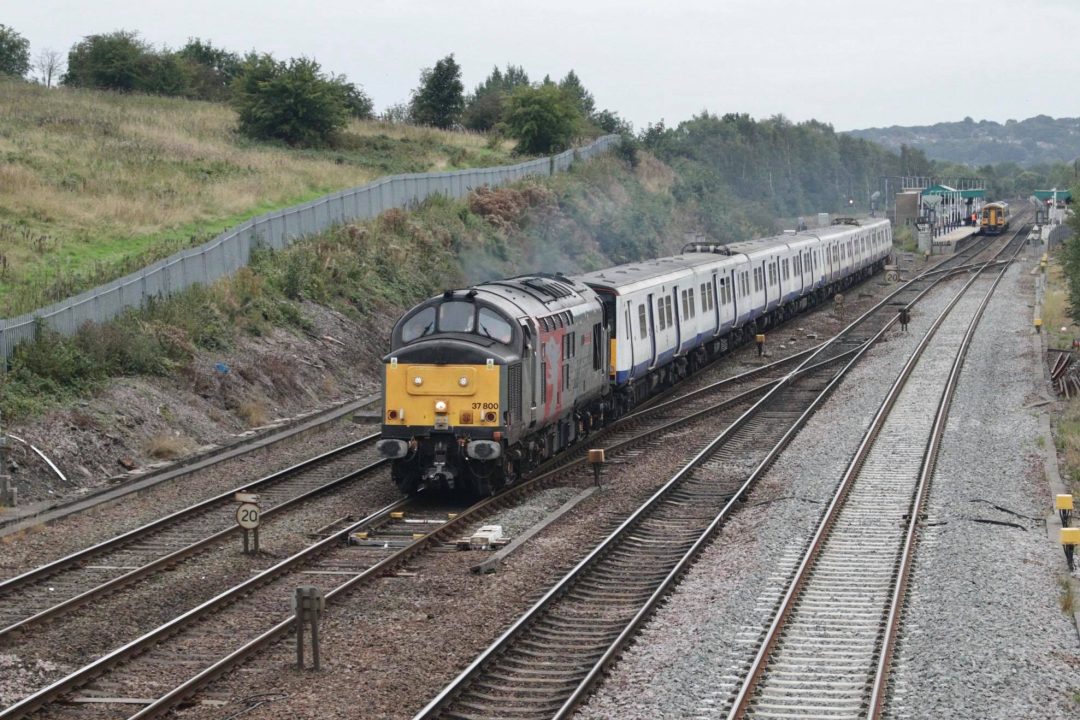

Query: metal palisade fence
[0,135,619,362]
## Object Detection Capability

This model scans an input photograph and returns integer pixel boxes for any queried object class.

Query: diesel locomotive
[377,218,893,495]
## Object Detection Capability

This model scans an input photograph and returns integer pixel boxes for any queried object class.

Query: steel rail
[866,229,1029,716]
[411,241,975,719]
[0,434,381,638]
[0,331,834,720]
[726,225,1028,718]
[411,224,1032,719]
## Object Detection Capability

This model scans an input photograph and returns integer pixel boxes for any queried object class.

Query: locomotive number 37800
[472,402,499,409]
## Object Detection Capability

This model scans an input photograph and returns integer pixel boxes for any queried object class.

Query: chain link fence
[0,135,618,361]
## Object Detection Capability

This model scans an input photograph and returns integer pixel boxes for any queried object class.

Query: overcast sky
[6,0,1077,131]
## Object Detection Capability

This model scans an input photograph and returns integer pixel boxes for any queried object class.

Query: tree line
[0,23,624,155]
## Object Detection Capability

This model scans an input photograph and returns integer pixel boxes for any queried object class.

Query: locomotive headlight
[413,376,423,386]
[458,376,469,387]
[434,400,448,413]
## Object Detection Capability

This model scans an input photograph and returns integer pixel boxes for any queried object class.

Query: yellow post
[1034,318,1043,333]
[1061,527,1080,570]
[1058,494,1075,528]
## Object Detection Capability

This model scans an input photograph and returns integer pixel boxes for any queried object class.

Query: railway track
[0,435,384,640]
[0,339,855,719]
[0,395,381,537]
[409,231,1027,720]
[722,227,1029,719]
[0,229,1021,719]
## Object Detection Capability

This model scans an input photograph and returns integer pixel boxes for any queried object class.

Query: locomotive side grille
[508,362,522,424]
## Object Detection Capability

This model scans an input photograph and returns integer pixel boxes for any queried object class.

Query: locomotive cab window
[401,307,436,342]
[477,308,512,343]
[439,301,475,333]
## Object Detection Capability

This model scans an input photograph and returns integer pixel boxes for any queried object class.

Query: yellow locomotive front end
[377,293,519,495]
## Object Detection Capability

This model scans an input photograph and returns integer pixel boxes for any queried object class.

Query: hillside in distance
[847,115,1080,166]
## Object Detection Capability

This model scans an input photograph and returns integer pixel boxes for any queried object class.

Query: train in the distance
[377,218,893,495]
[980,201,1010,235]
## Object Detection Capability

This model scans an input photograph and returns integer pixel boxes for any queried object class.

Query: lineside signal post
[235,492,261,554]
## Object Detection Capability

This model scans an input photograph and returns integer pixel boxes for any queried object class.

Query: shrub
[0,24,30,78]
[144,433,190,459]
[503,84,581,154]
[63,30,149,91]
[232,54,349,146]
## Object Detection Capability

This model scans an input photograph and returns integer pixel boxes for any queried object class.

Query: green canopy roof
[921,184,985,199]
[1034,189,1072,201]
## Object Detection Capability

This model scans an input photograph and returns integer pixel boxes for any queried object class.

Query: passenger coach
[380,218,892,494]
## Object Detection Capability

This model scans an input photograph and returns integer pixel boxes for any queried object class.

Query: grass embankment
[0,79,515,317]
[1045,256,1080,505]
[0,151,690,421]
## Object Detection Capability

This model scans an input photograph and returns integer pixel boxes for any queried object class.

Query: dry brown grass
[1061,575,1076,616]
[0,79,514,315]
[144,433,191,460]
[1044,260,1073,350]
[236,401,269,427]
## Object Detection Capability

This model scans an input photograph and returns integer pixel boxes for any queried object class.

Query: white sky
[5,0,1077,130]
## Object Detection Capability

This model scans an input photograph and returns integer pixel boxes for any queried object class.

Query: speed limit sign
[236,502,261,529]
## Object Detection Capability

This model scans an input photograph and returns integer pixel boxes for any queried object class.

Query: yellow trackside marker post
[1061,527,1080,571]
[390,511,405,520]
[1034,318,1042,333]
[1057,494,1075,528]
[412,533,426,540]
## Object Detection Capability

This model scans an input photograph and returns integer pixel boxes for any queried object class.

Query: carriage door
[671,286,682,352]
[646,294,658,366]
[522,320,540,428]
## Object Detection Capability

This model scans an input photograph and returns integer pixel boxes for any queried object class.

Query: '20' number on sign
[236,503,260,529]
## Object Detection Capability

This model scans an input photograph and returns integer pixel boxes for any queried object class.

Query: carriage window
[401,307,436,342]
[665,297,673,326]
[638,305,648,339]
[477,308,513,343]
[657,299,666,330]
[688,288,696,317]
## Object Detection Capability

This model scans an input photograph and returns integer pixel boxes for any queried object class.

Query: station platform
[931,226,979,255]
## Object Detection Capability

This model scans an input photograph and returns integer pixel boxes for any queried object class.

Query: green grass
[0,78,517,316]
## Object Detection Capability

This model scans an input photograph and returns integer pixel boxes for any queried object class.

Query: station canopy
[1034,189,1072,202]
[921,184,985,199]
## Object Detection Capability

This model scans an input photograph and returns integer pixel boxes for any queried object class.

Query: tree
[381,102,412,124]
[558,70,595,118]
[232,55,349,145]
[0,24,30,78]
[503,83,580,154]
[335,77,374,119]
[409,54,464,129]
[462,63,530,131]
[593,109,632,135]
[34,48,64,88]
[177,38,240,100]
[63,31,150,91]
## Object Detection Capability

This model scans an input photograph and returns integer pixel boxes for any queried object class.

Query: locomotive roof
[465,274,598,321]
